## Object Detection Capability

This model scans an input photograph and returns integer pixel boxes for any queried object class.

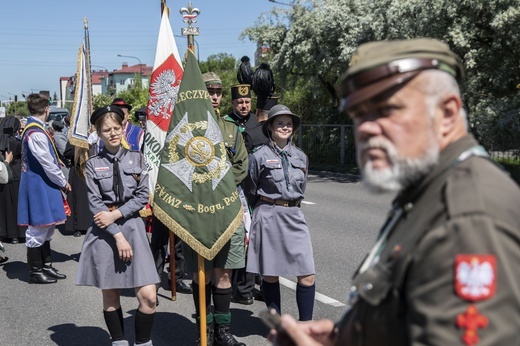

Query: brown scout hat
[336,38,464,112]
[231,84,251,100]
[202,72,222,90]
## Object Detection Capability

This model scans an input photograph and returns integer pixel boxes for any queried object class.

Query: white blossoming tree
[242,0,520,154]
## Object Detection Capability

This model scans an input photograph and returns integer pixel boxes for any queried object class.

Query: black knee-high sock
[296,283,315,321]
[116,306,124,333]
[212,285,232,314]
[262,280,281,314]
[192,281,211,317]
[103,308,125,341]
[135,310,155,344]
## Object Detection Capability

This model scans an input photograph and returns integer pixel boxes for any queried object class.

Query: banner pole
[198,254,207,346]
[180,2,204,342]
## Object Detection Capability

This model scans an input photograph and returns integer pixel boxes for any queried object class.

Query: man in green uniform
[223,84,257,133]
[271,38,520,346]
[187,72,247,346]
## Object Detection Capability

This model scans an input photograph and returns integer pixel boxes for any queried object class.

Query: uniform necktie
[113,157,124,203]
[280,150,290,188]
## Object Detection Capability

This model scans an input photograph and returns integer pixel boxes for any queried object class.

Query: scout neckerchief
[274,144,291,189]
[358,145,489,274]
[112,154,125,203]
[22,121,61,163]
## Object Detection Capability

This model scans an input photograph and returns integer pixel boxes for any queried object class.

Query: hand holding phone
[260,308,296,346]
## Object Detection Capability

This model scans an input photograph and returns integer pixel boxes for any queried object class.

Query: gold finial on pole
[161,0,169,17]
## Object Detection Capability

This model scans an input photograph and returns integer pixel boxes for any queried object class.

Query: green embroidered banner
[153,50,242,260]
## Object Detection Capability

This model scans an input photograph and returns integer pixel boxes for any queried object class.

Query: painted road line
[301,201,316,205]
[279,277,346,308]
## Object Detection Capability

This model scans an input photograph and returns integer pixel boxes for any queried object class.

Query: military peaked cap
[336,38,464,111]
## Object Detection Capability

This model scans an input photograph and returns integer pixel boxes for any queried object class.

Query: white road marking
[279,277,346,308]
[301,200,315,205]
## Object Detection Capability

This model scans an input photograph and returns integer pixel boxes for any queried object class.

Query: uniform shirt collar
[101,146,126,161]
[272,141,293,157]
[231,111,250,124]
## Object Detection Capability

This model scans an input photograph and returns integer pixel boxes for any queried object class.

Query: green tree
[92,74,149,125]
[7,101,29,116]
[242,0,520,152]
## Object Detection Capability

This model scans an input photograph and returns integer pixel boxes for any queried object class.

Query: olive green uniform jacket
[218,116,248,186]
[336,135,520,345]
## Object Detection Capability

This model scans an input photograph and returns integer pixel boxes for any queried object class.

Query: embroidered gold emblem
[238,86,249,96]
[185,137,214,167]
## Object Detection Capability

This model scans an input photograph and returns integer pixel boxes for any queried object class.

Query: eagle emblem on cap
[349,52,360,67]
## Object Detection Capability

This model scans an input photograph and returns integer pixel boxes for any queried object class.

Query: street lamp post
[117,54,143,76]
[268,0,293,6]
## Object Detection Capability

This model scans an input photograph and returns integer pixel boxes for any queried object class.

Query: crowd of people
[1,37,519,346]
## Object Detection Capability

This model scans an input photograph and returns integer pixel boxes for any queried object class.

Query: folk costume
[112,98,144,151]
[18,116,68,284]
[123,121,144,151]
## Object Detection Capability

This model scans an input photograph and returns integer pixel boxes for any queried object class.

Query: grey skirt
[75,215,160,289]
[246,203,315,277]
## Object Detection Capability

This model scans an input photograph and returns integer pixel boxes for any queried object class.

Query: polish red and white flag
[144,6,184,198]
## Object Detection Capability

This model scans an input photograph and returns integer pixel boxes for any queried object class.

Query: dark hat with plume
[237,56,254,86]
[251,63,276,110]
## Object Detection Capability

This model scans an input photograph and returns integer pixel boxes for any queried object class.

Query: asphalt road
[0,173,393,346]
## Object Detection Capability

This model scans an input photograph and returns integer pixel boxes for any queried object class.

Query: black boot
[27,246,57,284]
[214,323,245,346]
[42,241,66,279]
[196,318,214,346]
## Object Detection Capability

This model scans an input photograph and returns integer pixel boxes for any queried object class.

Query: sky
[0,0,283,103]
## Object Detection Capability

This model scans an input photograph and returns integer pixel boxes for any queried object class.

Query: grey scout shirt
[244,142,308,208]
[86,147,149,236]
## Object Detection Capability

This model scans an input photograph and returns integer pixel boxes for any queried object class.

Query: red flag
[144,7,184,196]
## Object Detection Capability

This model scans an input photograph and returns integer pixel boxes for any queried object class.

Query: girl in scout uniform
[75,106,159,346]
[244,104,316,321]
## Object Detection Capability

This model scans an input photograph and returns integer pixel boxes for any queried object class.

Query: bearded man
[270,38,520,346]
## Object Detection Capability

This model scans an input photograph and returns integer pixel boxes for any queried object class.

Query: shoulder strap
[23,122,60,161]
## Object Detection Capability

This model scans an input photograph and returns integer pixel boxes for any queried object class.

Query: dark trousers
[232,266,255,297]
[150,216,185,282]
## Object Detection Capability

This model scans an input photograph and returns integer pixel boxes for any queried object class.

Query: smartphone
[259,308,282,330]
[259,308,296,346]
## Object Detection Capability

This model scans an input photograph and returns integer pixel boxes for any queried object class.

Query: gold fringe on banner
[153,203,243,261]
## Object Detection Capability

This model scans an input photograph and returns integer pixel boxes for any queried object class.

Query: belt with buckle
[260,196,301,207]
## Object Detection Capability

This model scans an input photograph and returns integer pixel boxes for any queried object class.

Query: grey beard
[360,143,439,194]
